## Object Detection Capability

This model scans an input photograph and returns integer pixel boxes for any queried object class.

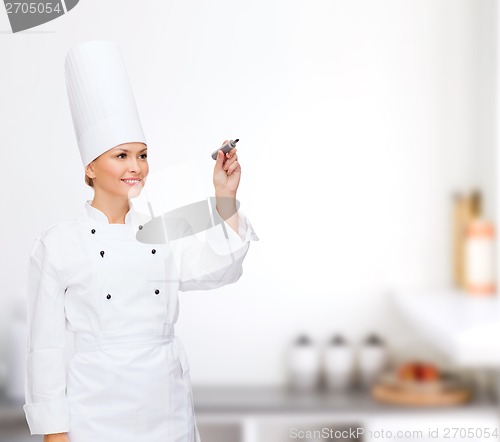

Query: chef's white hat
[65,40,146,167]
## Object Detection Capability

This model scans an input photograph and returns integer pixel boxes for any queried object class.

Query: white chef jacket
[23,199,258,440]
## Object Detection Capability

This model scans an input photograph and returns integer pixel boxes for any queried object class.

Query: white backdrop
[0,0,497,386]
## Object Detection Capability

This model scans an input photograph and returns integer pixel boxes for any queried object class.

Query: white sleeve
[176,208,259,292]
[22,238,70,435]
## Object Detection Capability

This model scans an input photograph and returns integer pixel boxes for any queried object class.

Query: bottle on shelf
[465,218,495,295]
[452,190,481,290]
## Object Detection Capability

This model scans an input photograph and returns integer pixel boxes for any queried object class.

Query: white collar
[84,199,135,225]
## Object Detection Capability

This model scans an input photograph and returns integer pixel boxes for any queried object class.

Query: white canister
[465,219,495,295]
[288,335,320,392]
[323,335,355,392]
[358,334,387,388]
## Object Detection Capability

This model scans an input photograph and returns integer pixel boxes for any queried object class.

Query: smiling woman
[24,39,259,442]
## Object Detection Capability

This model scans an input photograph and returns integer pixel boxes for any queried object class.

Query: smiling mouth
[121,179,141,186]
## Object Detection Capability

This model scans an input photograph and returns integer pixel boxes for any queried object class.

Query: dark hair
[85,171,94,188]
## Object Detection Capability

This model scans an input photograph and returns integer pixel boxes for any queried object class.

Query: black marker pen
[211,138,239,160]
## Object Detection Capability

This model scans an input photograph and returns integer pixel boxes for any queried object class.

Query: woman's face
[85,142,148,198]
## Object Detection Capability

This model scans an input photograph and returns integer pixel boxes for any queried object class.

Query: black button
[155,289,160,295]
[100,251,105,257]
[106,294,111,299]
[138,225,143,230]
[91,229,96,234]
[152,249,156,254]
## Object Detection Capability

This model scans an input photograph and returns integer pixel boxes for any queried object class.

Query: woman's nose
[128,158,142,173]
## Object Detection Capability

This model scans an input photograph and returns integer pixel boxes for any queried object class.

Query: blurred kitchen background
[2,0,500,440]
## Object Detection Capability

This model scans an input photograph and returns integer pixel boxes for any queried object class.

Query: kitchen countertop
[191,385,497,415]
[1,384,496,440]
[2,385,497,421]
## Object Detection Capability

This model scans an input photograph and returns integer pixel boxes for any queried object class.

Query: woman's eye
[116,153,147,159]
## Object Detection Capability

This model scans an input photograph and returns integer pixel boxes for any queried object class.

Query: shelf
[392,290,500,367]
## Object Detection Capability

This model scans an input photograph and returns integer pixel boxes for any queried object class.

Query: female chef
[23,41,258,442]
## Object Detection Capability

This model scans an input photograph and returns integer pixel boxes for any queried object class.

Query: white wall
[0,0,496,386]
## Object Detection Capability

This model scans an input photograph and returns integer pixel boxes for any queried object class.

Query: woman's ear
[85,162,96,179]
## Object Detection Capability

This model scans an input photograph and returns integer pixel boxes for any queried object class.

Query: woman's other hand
[44,433,70,442]
[213,140,240,197]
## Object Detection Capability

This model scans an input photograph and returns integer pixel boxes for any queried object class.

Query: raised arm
[173,142,258,291]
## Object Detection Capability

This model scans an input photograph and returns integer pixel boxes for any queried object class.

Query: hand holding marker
[212,138,241,191]
[211,139,239,160]
[212,138,241,251]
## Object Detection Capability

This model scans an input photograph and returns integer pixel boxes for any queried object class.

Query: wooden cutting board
[372,382,472,406]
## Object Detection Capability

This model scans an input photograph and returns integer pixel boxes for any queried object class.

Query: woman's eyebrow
[115,148,148,153]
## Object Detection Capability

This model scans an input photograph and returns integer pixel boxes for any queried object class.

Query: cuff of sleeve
[23,398,70,435]
[206,208,259,255]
